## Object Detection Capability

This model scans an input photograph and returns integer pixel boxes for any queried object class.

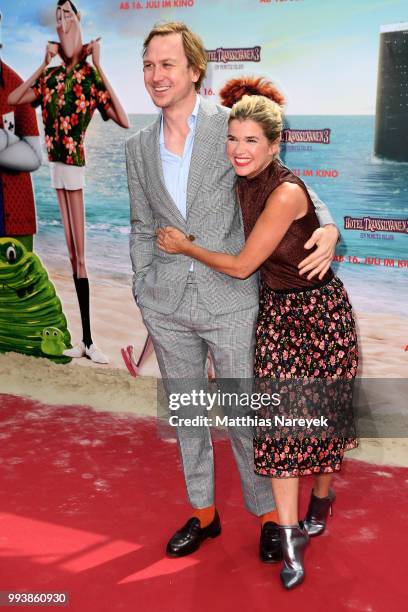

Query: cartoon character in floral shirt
[8,0,129,363]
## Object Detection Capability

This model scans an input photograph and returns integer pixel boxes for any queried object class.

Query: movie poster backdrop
[1,0,407,374]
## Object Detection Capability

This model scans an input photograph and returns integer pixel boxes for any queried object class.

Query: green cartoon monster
[0,237,72,363]
[41,327,68,356]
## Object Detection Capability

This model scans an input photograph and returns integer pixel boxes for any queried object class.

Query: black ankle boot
[303,489,335,537]
[279,522,309,590]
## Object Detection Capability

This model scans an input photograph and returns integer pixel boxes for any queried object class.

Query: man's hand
[87,38,102,69]
[299,224,339,280]
[45,42,58,67]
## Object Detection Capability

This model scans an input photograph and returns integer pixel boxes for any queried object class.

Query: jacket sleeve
[277,158,337,228]
[303,184,336,227]
[126,136,155,301]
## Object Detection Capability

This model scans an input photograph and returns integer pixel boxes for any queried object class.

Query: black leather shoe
[166,510,221,557]
[303,489,336,537]
[259,521,283,563]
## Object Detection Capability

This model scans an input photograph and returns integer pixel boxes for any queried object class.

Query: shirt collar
[160,94,201,145]
[191,94,200,120]
[60,56,87,75]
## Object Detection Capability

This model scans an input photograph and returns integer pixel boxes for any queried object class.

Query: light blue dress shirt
[159,94,200,217]
[160,95,200,270]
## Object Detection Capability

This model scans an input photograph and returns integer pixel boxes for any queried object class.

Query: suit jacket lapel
[146,115,187,227]
[186,99,220,216]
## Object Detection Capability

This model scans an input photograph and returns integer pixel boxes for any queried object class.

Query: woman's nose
[234,141,246,154]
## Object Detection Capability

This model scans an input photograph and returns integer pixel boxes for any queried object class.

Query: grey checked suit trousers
[141,273,274,513]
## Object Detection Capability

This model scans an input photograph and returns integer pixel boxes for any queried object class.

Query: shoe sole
[85,353,109,364]
[280,574,305,590]
[63,351,85,358]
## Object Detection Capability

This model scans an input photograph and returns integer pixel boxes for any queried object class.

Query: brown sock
[192,504,216,528]
[261,509,280,526]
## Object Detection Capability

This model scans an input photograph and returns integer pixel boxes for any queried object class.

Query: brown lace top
[236,160,333,291]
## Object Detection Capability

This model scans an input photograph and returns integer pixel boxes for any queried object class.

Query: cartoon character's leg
[56,188,77,274]
[63,188,92,348]
[61,188,108,364]
[64,188,87,278]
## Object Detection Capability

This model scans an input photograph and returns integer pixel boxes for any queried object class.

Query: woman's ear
[269,137,281,157]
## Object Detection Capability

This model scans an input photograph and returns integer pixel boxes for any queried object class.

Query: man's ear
[77,11,81,21]
[191,66,200,84]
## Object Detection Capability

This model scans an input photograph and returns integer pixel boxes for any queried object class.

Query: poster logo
[344,216,408,234]
[207,46,261,63]
[282,129,331,144]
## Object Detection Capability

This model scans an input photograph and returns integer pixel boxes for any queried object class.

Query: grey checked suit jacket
[126,98,334,315]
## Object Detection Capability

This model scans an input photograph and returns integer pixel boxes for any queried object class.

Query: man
[8,1,129,364]
[0,11,42,252]
[126,22,338,560]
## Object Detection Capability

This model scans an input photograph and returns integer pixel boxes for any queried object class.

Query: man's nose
[61,13,69,33]
[151,65,164,82]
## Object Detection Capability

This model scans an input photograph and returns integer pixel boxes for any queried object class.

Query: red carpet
[0,394,406,611]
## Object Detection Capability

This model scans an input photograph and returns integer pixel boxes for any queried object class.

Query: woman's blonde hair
[143,22,207,91]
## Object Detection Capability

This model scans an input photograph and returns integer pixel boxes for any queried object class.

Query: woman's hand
[156,227,190,254]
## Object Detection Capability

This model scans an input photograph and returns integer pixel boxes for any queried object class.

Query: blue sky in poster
[1,0,407,113]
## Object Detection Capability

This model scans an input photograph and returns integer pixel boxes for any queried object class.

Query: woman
[8,1,129,363]
[157,78,358,589]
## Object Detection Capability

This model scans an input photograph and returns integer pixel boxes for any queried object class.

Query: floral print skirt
[253,276,358,478]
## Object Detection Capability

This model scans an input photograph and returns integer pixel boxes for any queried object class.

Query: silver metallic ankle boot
[279,522,309,590]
